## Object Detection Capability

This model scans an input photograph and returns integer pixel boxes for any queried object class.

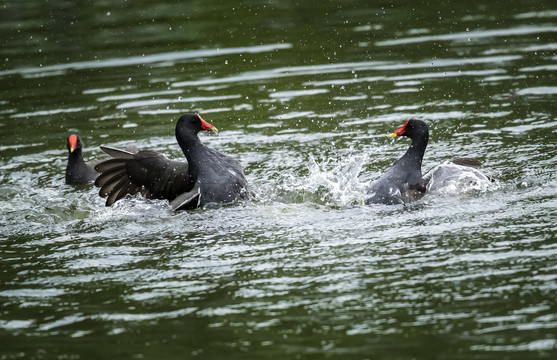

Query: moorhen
[365,119,429,205]
[94,113,251,210]
[65,134,98,185]
[365,119,488,205]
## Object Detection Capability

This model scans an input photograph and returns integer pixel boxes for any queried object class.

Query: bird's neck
[68,151,86,165]
[401,134,428,169]
[179,133,207,164]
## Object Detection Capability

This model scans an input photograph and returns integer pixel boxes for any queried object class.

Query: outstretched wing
[94,146,194,207]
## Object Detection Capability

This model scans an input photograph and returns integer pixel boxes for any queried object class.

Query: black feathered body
[365,119,428,205]
[187,145,250,206]
[66,153,97,185]
[94,114,250,209]
[65,136,98,185]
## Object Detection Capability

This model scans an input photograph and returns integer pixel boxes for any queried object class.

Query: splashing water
[278,152,369,207]
[424,161,493,196]
[278,155,497,207]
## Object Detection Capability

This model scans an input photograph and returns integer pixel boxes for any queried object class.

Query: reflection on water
[1,0,557,359]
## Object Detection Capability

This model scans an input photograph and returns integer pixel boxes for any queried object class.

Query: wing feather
[94,149,192,207]
[98,171,128,197]
[100,146,136,159]
[106,177,132,206]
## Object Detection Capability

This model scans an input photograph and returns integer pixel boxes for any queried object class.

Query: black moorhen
[365,119,489,205]
[365,119,429,205]
[65,134,98,185]
[94,113,250,210]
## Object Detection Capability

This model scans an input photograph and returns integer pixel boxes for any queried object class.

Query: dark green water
[1,1,557,359]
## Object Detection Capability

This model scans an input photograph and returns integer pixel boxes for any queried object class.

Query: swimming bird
[65,134,98,185]
[365,119,489,205]
[365,119,429,205]
[94,113,250,210]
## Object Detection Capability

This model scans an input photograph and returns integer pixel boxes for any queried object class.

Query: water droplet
[106,11,111,16]
[128,77,132,82]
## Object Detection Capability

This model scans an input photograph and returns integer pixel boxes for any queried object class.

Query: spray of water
[278,154,497,207]
[424,161,493,196]
[278,151,369,207]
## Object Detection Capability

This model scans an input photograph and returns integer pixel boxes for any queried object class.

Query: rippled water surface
[1,1,557,359]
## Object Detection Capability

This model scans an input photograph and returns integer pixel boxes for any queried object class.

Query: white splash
[424,161,492,195]
[281,152,369,207]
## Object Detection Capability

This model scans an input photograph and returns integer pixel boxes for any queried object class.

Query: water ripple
[376,25,557,46]
[0,43,292,77]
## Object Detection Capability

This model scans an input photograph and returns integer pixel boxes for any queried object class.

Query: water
[1,0,557,358]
